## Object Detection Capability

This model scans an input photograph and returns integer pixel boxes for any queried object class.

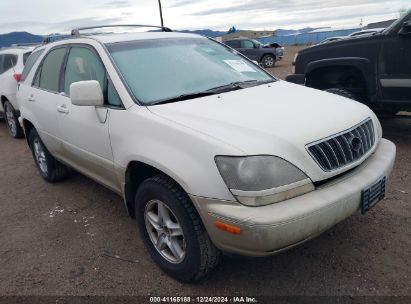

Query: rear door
[23,46,68,154]
[56,45,121,192]
[379,13,411,103]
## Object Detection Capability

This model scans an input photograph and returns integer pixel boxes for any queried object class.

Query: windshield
[383,10,411,34]
[107,37,273,105]
[251,39,264,47]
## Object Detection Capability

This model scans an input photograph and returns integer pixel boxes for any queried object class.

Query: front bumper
[190,139,396,257]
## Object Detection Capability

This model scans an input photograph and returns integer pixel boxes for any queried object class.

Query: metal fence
[257,28,360,46]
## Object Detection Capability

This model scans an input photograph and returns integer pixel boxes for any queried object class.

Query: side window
[0,55,4,74]
[242,40,254,49]
[2,54,17,73]
[23,52,32,65]
[226,40,241,48]
[64,47,105,96]
[107,79,122,107]
[21,49,45,82]
[38,48,67,92]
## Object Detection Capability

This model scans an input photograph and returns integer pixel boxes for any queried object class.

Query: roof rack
[71,24,173,37]
[43,33,71,44]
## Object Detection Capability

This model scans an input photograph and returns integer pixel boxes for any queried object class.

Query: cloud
[191,0,399,16]
[103,0,130,8]
[0,17,125,35]
[0,0,406,35]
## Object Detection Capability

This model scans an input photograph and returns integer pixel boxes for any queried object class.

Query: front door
[379,13,411,103]
[56,46,120,193]
[239,40,259,61]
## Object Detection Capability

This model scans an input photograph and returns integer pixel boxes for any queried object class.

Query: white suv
[18,26,396,282]
[0,46,36,138]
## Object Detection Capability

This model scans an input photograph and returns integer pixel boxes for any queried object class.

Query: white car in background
[18,26,396,282]
[0,45,37,138]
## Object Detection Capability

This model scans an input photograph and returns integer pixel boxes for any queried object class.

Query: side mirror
[399,21,411,36]
[70,80,104,107]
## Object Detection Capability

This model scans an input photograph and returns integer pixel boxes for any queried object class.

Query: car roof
[0,46,35,54]
[82,31,204,44]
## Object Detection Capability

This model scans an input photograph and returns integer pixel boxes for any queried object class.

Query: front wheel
[261,54,276,68]
[4,101,24,138]
[28,129,70,183]
[135,175,220,282]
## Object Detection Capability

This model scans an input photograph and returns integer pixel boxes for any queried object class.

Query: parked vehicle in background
[317,36,344,44]
[224,38,284,68]
[18,25,395,282]
[349,28,385,37]
[0,45,37,138]
[286,10,411,115]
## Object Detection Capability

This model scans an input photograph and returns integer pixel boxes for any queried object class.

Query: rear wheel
[135,174,220,282]
[325,88,361,102]
[28,129,70,183]
[4,101,24,138]
[261,54,276,68]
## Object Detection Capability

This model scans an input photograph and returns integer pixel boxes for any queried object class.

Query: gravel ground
[0,46,410,298]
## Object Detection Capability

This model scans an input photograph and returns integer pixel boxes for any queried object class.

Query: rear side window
[21,49,44,82]
[23,52,32,65]
[0,54,17,74]
[63,47,105,95]
[36,47,67,92]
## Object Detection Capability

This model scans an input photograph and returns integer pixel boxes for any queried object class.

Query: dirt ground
[0,46,410,298]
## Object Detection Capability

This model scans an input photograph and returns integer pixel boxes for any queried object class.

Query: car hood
[148,81,376,181]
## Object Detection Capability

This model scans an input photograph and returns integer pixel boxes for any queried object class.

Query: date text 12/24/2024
[150,297,258,303]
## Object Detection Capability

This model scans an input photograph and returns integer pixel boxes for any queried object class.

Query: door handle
[28,95,35,102]
[57,104,69,114]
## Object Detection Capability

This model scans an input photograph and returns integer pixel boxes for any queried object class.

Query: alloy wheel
[5,104,17,137]
[144,199,186,264]
[33,138,48,175]
[264,56,274,67]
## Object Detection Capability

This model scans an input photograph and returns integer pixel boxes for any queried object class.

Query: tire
[3,101,24,138]
[261,54,276,68]
[325,88,361,102]
[28,129,70,183]
[135,174,220,282]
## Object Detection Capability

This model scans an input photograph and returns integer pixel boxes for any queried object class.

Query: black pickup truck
[286,10,411,114]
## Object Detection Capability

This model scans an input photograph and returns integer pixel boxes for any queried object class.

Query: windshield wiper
[149,79,275,106]
[149,91,218,105]
[206,79,275,92]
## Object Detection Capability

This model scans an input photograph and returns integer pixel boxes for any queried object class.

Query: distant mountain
[0,32,43,47]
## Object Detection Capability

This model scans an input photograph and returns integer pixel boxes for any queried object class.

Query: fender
[305,57,377,101]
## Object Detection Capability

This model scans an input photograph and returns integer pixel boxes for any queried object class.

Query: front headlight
[215,156,314,206]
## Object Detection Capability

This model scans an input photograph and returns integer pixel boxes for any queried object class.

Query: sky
[0,0,410,34]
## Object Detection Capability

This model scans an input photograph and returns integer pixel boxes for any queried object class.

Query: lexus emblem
[349,136,363,152]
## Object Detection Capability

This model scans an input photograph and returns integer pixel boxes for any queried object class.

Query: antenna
[158,0,164,27]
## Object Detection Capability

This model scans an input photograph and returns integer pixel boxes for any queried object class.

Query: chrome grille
[307,118,375,171]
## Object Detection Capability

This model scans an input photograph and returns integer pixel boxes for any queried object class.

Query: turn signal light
[214,221,241,235]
